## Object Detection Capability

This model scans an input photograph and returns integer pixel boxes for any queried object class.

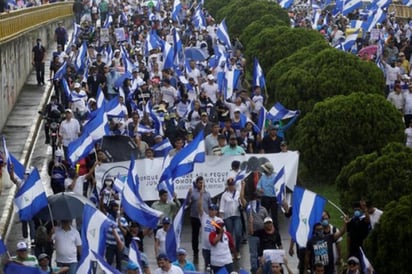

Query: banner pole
[328,199,346,217]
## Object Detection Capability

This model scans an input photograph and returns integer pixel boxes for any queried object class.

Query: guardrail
[0,2,73,43]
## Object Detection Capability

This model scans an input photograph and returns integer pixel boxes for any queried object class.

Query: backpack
[35,221,49,246]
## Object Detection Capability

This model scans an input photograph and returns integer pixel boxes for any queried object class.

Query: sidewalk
[0,43,55,239]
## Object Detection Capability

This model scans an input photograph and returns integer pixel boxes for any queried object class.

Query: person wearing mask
[188,176,212,260]
[321,211,342,273]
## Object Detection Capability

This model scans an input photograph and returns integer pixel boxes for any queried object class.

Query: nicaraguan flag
[152,138,173,157]
[350,20,363,29]
[273,166,286,205]
[172,28,184,66]
[61,78,72,102]
[129,239,144,274]
[105,97,127,118]
[4,262,42,274]
[145,30,163,56]
[362,8,386,32]
[114,72,132,88]
[77,204,114,274]
[333,0,344,15]
[14,168,48,221]
[137,124,155,134]
[103,14,113,28]
[234,169,251,186]
[253,58,266,89]
[67,134,94,166]
[403,0,412,6]
[66,23,80,54]
[279,0,294,9]
[335,29,359,52]
[359,247,376,274]
[370,0,392,9]
[216,18,232,49]
[166,190,189,261]
[75,41,87,73]
[83,106,109,140]
[96,86,106,109]
[146,100,164,136]
[53,61,67,80]
[158,130,205,196]
[257,107,267,139]
[192,4,206,29]
[92,250,122,274]
[172,0,182,21]
[162,40,175,70]
[342,0,363,15]
[267,102,299,121]
[289,186,326,247]
[122,157,163,228]
[2,135,25,182]
[218,69,241,100]
[0,237,7,255]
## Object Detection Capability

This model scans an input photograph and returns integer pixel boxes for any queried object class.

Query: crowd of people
[3,0,403,273]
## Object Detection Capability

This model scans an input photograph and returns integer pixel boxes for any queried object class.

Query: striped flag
[273,166,286,205]
[2,136,25,182]
[152,138,173,157]
[253,58,266,89]
[267,102,299,121]
[289,186,326,247]
[216,18,232,49]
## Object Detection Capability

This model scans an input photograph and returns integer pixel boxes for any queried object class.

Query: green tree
[336,142,412,210]
[239,14,288,47]
[268,48,386,115]
[224,1,289,39]
[204,0,233,19]
[244,26,325,75]
[294,93,405,184]
[364,193,412,274]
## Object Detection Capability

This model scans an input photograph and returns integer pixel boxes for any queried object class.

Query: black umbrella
[36,192,95,221]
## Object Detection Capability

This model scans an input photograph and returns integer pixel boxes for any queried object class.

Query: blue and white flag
[253,58,266,89]
[91,250,122,274]
[105,97,127,118]
[66,23,80,54]
[75,41,87,73]
[216,19,232,49]
[146,100,164,136]
[267,102,299,121]
[2,136,25,182]
[96,86,106,109]
[342,0,363,16]
[192,4,206,29]
[172,28,184,66]
[362,8,386,32]
[137,124,155,134]
[166,190,189,262]
[257,107,267,139]
[359,247,375,274]
[103,14,113,28]
[172,0,182,21]
[217,69,241,100]
[67,134,94,166]
[4,262,42,274]
[145,30,163,56]
[162,40,175,70]
[0,237,7,255]
[370,0,392,9]
[61,78,72,102]
[335,29,359,52]
[403,0,412,6]
[15,168,48,221]
[273,166,286,205]
[122,157,163,229]
[158,130,205,196]
[113,176,126,193]
[53,61,67,80]
[234,169,251,186]
[129,239,144,274]
[349,20,363,29]
[279,0,294,9]
[77,204,114,274]
[289,186,326,247]
[152,138,173,157]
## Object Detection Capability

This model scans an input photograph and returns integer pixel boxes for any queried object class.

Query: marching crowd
[2,0,405,273]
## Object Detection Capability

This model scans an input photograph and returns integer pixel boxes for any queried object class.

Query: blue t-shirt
[257,173,277,197]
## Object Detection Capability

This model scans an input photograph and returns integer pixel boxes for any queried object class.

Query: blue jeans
[248,235,260,273]
[224,216,242,253]
[212,263,233,274]
[57,262,78,274]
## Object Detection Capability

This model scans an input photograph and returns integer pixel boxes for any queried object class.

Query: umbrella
[358,45,378,58]
[184,47,209,61]
[36,192,95,221]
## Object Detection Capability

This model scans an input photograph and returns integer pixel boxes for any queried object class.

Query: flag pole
[328,199,346,217]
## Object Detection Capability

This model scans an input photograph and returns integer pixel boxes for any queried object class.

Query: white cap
[264,217,273,223]
[74,82,81,88]
[16,241,28,250]
[207,74,214,81]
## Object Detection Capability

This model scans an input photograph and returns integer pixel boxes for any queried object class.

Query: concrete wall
[0,18,71,131]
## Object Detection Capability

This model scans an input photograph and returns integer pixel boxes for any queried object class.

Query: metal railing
[0,2,73,43]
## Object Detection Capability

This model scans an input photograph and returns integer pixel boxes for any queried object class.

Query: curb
[0,82,53,239]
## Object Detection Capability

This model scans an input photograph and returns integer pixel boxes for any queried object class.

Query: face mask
[354,210,361,217]
[105,181,112,187]
[321,219,329,227]
[314,230,324,238]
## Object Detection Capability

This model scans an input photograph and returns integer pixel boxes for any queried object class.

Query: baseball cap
[74,82,81,88]
[162,216,171,224]
[38,253,49,260]
[264,217,273,223]
[65,108,73,114]
[347,256,360,264]
[157,253,169,261]
[207,74,214,80]
[16,241,28,251]
[208,203,218,210]
[127,261,140,270]
[177,248,187,255]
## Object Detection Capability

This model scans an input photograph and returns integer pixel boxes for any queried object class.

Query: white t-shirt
[200,82,219,103]
[154,264,184,274]
[155,228,168,255]
[219,190,241,219]
[210,232,233,267]
[405,127,412,147]
[59,118,81,146]
[52,226,82,263]
[201,213,216,250]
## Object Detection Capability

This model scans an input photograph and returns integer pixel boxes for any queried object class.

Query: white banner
[95,152,299,201]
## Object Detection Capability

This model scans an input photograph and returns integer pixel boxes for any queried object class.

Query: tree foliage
[336,142,412,210]
[224,1,289,39]
[244,26,325,75]
[294,93,405,184]
[204,0,232,19]
[364,193,412,274]
[268,48,386,115]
